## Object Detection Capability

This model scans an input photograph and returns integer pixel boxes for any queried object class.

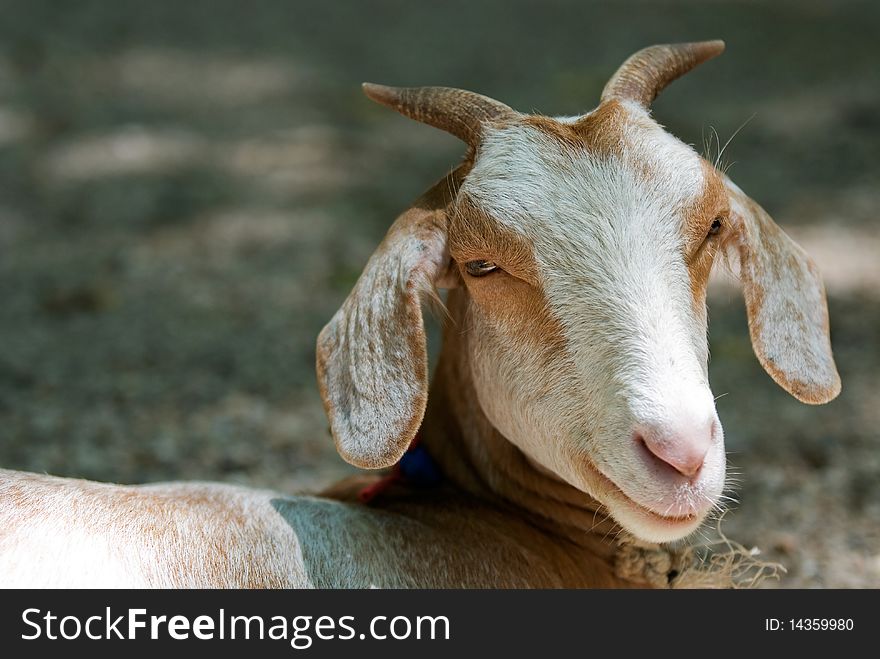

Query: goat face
[317,42,840,543]
[453,103,728,541]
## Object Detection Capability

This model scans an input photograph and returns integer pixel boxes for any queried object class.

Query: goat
[0,41,840,588]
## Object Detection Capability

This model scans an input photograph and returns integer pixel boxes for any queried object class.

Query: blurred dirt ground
[0,1,878,587]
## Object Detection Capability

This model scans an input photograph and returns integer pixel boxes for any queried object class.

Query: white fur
[0,471,311,587]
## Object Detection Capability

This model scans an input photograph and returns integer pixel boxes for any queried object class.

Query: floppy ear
[723,176,841,404]
[316,171,461,469]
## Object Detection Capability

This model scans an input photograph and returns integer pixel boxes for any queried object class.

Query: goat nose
[636,419,716,478]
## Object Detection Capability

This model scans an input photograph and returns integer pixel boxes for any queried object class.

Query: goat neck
[421,288,621,555]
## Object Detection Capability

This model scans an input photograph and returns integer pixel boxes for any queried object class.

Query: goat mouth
[574,455,706,530]
[616,490,699,525]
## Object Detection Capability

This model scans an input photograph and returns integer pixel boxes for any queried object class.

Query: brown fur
[684,161,729,310]
[448,200,568,360]
[523,100,634,158]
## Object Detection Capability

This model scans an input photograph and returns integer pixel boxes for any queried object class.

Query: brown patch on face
[519,114,585,148]
[466,268,568,368]
[683,160,729,311]
[448,197,538,284]
[574,100,640,156]
[522,100,632,159]
[447,198,567,366]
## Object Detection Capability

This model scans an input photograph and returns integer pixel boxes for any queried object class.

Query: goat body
[0,470,639,588]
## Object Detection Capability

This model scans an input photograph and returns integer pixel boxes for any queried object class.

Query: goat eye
[708,216,724,237]
[465,260,499,277]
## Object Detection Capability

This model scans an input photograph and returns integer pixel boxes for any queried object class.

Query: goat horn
[601,40,725,107]
[362,83,516,146]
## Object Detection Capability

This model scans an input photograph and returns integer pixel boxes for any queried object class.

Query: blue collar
[358,435,443,504]
[397,440,443,487]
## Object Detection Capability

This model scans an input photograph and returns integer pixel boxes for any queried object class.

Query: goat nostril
[636,429,707,479]
[672,457,704,478]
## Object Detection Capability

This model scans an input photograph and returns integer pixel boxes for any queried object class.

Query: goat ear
[316,173,459,468]
[723,176,841,404]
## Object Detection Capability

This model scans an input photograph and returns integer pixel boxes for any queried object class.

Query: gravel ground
[0,0,877,587]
